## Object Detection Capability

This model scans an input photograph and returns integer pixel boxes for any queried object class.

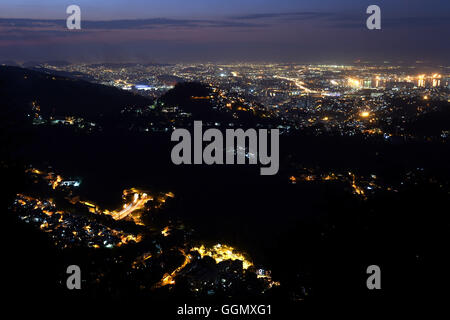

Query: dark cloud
[320,13,450,29]
[0,18,65,28]
[0,17,264,31]
[0,17,267,45]
[85,18,263,29]
[232,11,333,20]
[231,11,450,29]
[0,29,85,41]
[2,12,448,36]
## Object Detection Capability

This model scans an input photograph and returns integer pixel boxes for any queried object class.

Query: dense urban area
[24,61,450,140]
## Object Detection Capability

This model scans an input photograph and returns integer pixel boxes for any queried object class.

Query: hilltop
[0,66,152,122]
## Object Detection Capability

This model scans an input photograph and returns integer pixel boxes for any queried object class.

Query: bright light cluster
[191,244,253,270]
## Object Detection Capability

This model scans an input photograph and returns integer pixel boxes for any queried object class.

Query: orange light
[360,111,370,118]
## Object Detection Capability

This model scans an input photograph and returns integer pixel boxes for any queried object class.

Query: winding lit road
[111,194,149,220]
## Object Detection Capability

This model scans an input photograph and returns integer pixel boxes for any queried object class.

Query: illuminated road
[111,194,150,220]
[274,75,317,94]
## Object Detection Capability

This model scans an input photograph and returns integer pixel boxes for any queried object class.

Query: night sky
[0,0,449,63]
